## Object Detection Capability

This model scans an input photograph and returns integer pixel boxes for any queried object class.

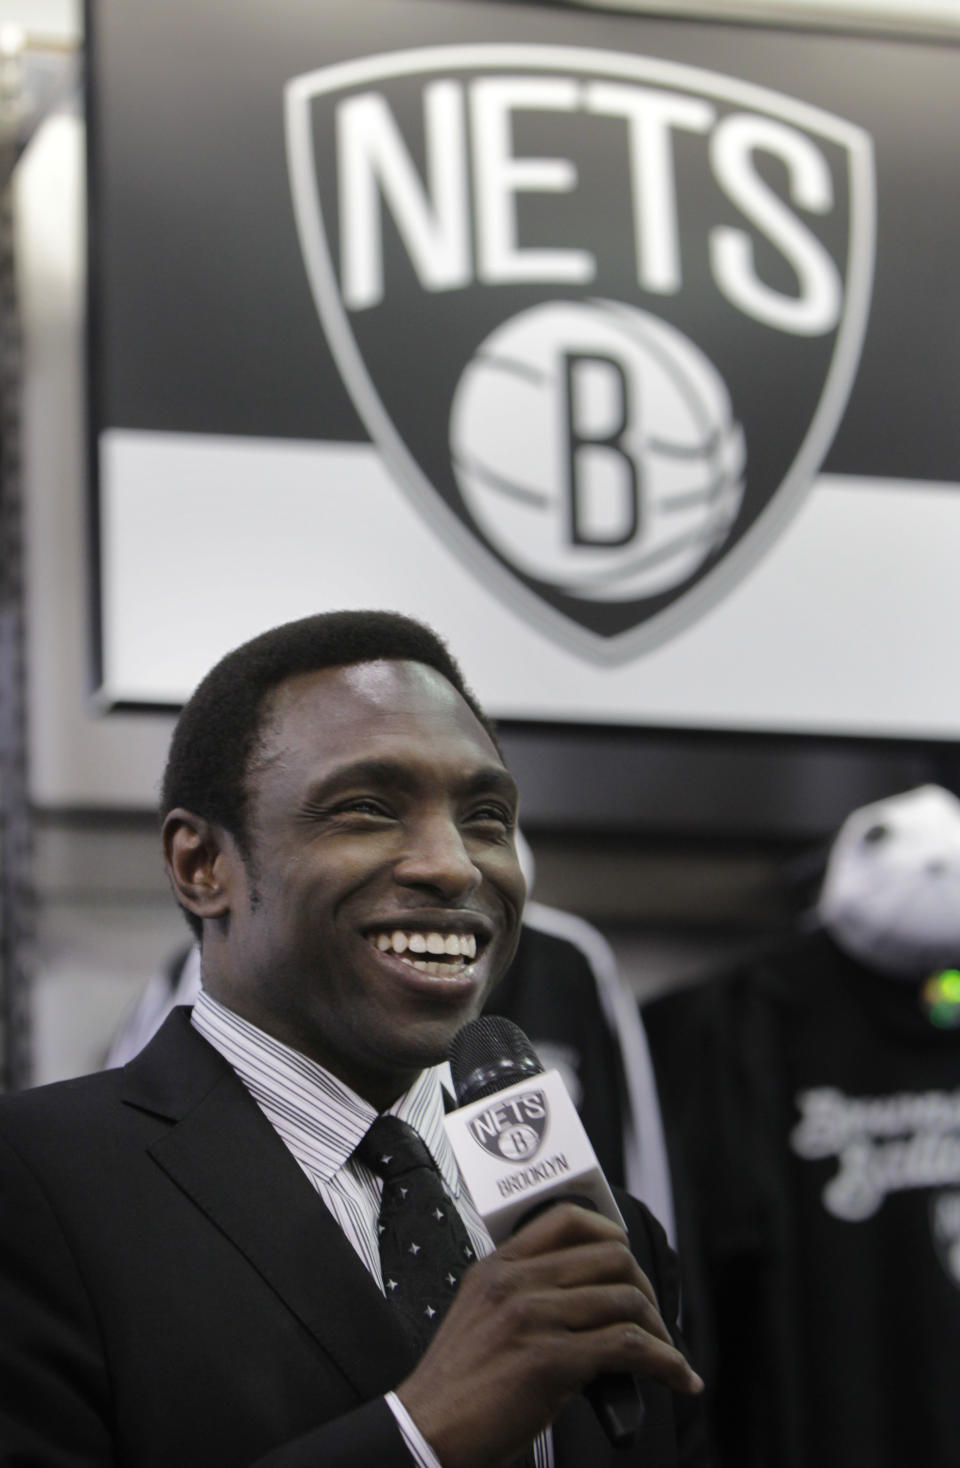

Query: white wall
[14,95,186,1083]
[18,109,176,811]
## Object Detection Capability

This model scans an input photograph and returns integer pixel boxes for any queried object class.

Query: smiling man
[174,655,525,1111]
[0,611,705,1468]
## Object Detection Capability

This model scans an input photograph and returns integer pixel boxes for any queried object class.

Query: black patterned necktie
[356,1114,477,1353]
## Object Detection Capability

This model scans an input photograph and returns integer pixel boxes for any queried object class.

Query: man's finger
[499,1199,629,1257]
[481,1243,673,1345]
[526,1281,671,1341]
[573,1322,705,1397]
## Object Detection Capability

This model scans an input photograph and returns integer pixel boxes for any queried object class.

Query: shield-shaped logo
[467,1087,548,1163]
[286,43,875,662]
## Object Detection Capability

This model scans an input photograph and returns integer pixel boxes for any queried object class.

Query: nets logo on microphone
[286,43,874,661]
[467,1088,548,1164]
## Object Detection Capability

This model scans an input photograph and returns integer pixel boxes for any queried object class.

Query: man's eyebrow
[302,759,416,801]
[458,767,520,804]
[304,758,518,804]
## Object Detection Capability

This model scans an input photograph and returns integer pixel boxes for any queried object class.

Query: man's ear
[161,809,235,923]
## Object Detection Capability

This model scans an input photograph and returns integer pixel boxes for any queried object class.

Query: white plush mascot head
[818,784,960,979]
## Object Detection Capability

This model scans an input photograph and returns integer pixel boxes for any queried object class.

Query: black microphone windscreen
[448,1016,544,1107]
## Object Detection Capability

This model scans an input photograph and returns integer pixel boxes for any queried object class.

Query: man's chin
[390,1014,479,1076]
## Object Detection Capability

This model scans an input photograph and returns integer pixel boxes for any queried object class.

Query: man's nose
[393,815,482,899]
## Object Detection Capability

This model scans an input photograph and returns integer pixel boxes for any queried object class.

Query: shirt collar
[191,989,462,1194]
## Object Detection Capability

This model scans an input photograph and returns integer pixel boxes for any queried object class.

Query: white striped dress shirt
[192,991,552,1468]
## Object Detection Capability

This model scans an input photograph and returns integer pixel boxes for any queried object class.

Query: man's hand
[395,1202,703,1468]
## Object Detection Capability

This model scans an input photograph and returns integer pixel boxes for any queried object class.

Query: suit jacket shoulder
[0,1010,416,1467]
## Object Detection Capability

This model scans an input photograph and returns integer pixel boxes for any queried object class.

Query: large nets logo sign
[286,45,874,660]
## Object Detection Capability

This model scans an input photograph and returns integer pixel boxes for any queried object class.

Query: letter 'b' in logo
[467,1089,548,1163]
[286,43,874,662]
[449,299,746,604]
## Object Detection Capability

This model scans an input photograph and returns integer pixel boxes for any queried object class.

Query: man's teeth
[371,930,477,977]
[374,930,477,958]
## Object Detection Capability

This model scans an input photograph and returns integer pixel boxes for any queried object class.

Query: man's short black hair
[160,610,498,938]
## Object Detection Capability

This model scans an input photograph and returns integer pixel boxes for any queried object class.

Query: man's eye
[338,798,392,818]
[467,805,514,830]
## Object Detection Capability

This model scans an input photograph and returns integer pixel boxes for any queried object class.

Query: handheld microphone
[445,1015,645,1447]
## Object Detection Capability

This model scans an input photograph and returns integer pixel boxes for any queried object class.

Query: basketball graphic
[449,300,746,601]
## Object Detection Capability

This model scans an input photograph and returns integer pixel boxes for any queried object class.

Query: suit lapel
[122,1010,418,1401]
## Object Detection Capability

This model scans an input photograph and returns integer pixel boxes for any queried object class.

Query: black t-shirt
[644,930,960,1468]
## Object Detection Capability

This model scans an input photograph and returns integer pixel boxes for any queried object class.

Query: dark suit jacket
[0,1009,704,1467]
